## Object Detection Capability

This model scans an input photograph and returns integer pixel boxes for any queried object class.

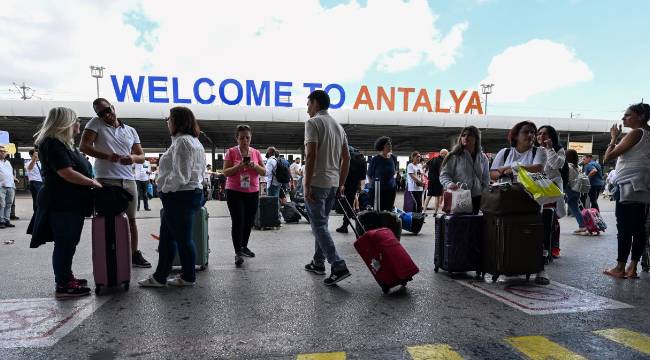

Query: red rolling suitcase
[92,213,132,295]
[338,196,419,294]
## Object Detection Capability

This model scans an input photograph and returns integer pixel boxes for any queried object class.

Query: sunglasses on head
[96,106,113,118]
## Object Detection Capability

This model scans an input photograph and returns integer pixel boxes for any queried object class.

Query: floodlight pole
[90,66,106,98]
[480,83,494,115]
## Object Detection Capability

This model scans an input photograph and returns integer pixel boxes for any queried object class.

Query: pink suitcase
[92,214,131,294]
[579,204,607,235]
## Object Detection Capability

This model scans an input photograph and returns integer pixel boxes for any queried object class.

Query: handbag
[517,167,563,205]
[442,183,473,214]
[480,182,540,215]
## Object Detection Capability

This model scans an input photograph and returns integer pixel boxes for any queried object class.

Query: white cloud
[0,0,468,103]
[480,39,594,103]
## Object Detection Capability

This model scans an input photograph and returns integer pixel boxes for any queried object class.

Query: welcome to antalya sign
[110,75,484,114]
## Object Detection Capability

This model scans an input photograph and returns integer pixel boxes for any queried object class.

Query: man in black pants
[25,149,43,211]
[336,146,366,234]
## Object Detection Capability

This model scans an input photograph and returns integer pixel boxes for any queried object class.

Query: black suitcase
[254,196,281,229]
[356,210,402,240]
[434,214,483,275]
[281,202,301,223]
[481,213,544,282]
[541,207,555,264]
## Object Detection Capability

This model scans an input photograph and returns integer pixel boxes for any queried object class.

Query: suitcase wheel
[642,266,649,272]
[491,274,499,283]
[123,281,130,291]
[381,285,390,294]
[434,266,439,273]
[95,285,102,295]
[199,263,208,271]
[525,274,531,281]
[474,271,483,279]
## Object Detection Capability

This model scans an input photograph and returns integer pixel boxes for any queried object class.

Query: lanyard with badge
[237,146,250,189]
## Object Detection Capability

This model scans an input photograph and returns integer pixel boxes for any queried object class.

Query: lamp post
[90,66,105,98]
[480,83,494,115]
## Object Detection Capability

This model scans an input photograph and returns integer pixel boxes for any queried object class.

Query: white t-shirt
[490,146,547,181]
[0,160,14,188]
[304,110,348,188]
[407,163,423,191]
[290,162,301,180]
[84,117,141,180]
[134,160,150,181]
[24,159,43,182]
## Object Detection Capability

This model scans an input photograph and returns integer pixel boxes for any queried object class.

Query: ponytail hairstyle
[629,102,650,123]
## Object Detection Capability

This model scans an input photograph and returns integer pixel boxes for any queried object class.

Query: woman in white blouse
[536,125,566,259]
[139,107,206,288]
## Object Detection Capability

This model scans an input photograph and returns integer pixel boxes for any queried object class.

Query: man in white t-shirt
[302,90,351,286]
[289,158,301,190]
[25,149,43,211]
[80,98,150,268]
[134,160,151,211]
[0,146,17,229]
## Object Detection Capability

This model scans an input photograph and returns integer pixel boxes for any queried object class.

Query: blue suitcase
[395,208,425,234]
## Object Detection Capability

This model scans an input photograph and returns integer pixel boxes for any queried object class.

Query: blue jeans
[50,211,85,286]
[154,189,202,283]
[565,187,585,228]
[268,184,280,197]
[305,186,346,272]
[0,186,15,223]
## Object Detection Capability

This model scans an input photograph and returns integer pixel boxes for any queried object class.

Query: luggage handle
[374,178,380,211]
[337,195,365,239]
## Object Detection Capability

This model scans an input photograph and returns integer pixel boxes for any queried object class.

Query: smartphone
[243,156,251,164]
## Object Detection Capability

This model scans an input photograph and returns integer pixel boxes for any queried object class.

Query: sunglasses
[96,106,113,118]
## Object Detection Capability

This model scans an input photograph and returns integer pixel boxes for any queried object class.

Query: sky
[1,0,648,120]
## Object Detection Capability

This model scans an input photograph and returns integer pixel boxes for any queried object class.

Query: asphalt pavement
[0,193,649,360]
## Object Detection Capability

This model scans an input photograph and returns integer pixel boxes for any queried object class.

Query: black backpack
[273,158,291,184]
[349,146,367,182]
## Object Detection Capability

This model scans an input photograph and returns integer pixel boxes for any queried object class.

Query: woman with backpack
[490,121,549,284]
[565,149,589,235]
[439,126,490,215]
[536,125,566,258]
[602,102,650,279]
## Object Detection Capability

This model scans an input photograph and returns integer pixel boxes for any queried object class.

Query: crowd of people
[4,92,649,298]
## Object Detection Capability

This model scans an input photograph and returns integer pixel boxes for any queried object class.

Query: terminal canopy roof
[1,100,613,155]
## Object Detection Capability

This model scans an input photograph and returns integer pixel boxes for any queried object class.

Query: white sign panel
[456,279,632,315]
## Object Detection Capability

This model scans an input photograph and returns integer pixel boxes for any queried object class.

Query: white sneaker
[167,276,195,287]
[138,275,166,288]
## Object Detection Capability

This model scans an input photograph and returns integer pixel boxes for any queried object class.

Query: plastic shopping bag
[517,167,563,205]
[442,184,473,214]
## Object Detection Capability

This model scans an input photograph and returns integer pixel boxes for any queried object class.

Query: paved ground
[1,194,649,359]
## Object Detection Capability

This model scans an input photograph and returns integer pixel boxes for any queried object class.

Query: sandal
[603,269,627,279]
[626,271,640,279]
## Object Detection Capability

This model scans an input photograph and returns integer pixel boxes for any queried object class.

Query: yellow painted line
[594,328,650,355]
[296,352,346,360]
[407,344,464,360]
[505,336,586,360]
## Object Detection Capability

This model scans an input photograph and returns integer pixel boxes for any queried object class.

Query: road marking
[505,336,586,360]
[407,344,464,360]
[296,352,346,360]
[593,328,650,355]
[0,297,109,348]
[456,278,632,315]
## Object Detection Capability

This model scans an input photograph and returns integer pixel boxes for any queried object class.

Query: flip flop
[625,271,640,279]
[603,269,627,279]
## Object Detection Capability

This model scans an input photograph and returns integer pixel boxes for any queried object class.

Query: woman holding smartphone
[223,125,266,266]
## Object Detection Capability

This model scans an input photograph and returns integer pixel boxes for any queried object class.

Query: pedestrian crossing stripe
[593,328,650,355]
[296,352,346,360]
[505,335,587,360]
[294,328,650,359]
[407,344,464,360]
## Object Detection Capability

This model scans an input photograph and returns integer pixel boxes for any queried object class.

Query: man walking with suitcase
[303,90,352,286]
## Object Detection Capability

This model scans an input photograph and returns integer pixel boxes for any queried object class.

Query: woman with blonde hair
[30,107,102,298]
